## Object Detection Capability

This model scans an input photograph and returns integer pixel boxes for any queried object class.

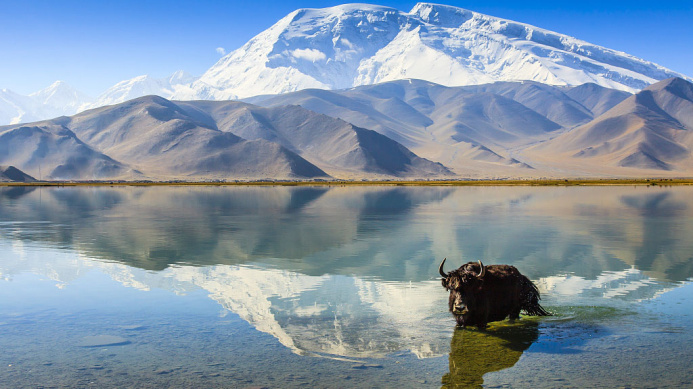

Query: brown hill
[0,123,132,180]
[524,78,693,175]
[0,96,450,181]
[254,79,632,177]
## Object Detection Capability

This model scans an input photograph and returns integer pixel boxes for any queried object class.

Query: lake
[1,185,692,388]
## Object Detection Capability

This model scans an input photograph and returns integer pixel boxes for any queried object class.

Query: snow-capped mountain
[0,88,37,125]
[30,81,93,114]
[178,2,690,101]
[82,71,198,110]
[0,82,92,125]
[1,81,93,125]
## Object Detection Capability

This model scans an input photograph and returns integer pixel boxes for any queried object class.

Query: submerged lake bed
[1,185,692,388]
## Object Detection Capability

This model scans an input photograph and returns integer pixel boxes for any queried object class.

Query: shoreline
[2,178,693,187]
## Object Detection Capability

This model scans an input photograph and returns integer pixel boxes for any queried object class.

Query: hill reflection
[0,186,454,278]
[1,185,691,284]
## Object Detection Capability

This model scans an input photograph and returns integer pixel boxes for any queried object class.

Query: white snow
[291,48,328,62]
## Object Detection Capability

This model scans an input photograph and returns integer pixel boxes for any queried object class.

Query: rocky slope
[525,78,693,175]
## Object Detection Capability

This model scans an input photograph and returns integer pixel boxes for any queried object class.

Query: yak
[439,258,549,328]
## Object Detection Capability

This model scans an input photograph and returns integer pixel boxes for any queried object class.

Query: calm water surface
[0,185,692,388]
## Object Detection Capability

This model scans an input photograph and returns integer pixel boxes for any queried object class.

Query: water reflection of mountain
[1,186,692,284]
[0,186,454,277]
[0,240,688,361]
[0,185,37,200]
[0,243,451,359]
[442,323,539,388]
[619,192,692,281]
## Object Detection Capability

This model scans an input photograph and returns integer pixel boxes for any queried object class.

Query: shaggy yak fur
[439,258,550,328]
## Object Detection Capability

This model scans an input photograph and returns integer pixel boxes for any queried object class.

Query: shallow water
[0,185,692,388]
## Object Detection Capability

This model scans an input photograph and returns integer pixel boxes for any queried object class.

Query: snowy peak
[0,88,35,124]
[410,3,688,90]
[185,2,689,101]
[91,75,169,107]
[187,3,411,100]
[267,4,405,71]
[83,71,199,110]
[30,80,93,111]
[0,82,92,125]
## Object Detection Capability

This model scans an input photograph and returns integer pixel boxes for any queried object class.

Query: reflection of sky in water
[1,186,693,387]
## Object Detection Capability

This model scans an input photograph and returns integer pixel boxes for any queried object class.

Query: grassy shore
[2,178,693,187]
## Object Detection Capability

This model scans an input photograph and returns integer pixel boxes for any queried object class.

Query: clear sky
[2,0,691,96]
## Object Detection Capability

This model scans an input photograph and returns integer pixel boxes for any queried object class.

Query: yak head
[439,258,486,324]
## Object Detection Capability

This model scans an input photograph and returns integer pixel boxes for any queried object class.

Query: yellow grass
[2,178,693,187]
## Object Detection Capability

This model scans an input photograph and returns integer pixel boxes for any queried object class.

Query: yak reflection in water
[442,322,539,388]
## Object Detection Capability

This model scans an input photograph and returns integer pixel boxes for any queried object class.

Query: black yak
[439,258,549,328]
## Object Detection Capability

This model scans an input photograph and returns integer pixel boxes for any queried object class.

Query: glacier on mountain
[176,2,690,101]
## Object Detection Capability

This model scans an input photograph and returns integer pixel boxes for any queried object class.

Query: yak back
[453,262,523,283]
[478,265,524,310]
[478,263,549,317]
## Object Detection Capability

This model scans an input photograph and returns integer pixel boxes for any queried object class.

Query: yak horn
[477,260,486,278]
[439,258,448,278]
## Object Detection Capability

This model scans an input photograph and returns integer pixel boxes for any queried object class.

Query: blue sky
[2,0,691,96]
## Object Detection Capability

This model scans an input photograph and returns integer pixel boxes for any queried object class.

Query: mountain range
[255,76,693,178]
[2,76,692,180]
[525,77,693,174]
[1,3,692,180]
[249,78,635,176]
[2,2,691,127]
[0,96,450,180]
